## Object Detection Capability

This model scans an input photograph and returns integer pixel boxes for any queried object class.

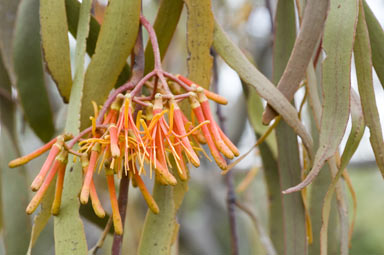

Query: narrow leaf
[53,1,93,254]
[213,21,314,159]
[262,0,329,124]
[363,0,384,89]
[320,91,365,255]
[12,0,54,142]
[144,0,184,74]
[273,1,307,253]
[184,0,214,89]
[0,128,31,254]
[40,0,73,102]
[0,0,21,81]
[354,0,384,177]
[283,0,358,194]
[0,49,14,135]
[80,0,141,129]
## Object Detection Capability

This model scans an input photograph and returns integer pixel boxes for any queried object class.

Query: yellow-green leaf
[80,0,141,129]
[283,0,358,194]
[13,0,54,142]
[138,182,177,255]
[184,0,214,89]
[354,0,384,177]
[40,0,73,103]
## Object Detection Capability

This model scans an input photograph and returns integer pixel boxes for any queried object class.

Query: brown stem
[111,173,130,255]
[212,49,239,255]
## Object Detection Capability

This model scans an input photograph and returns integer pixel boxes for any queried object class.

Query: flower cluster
[8,73,239,235]
[8,15,239,235]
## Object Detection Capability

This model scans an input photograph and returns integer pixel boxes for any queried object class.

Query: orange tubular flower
[105,167,123,235]
[197,89,239,158]
[81,154,105,218]
[189,94,228,170]
[176,74,228,105]
[80,143,101,204]
[26,149,68,215]
[30,136,65,191]
[143,94,177,185]
[170,99,200,167]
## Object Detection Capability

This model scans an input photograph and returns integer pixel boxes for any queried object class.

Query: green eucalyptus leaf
[80,0,141,129]
[273,1,307,254]
[40,0,73,103]
[363,0,384,89]
[213,20,314,159]
[263,0,329,124]
[144,0,184,74]
[0,128,31,255]
[354,0,384,177]
[12,0,54,142]
[283,0,358,194]
[138,181,177,255]
[0,49,14,135]
[0,0,21,81]
[184,0,214,89]
[320,90,365,255]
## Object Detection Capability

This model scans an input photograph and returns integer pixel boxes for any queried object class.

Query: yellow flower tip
[8,158,27,168]
[80,187,90,205]
[30,176,44,192]
[151,204,160,215]
[51,204,60,216]
[93,203,106,218]
[113,218,123,235]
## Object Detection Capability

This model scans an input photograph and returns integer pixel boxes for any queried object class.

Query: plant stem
[111,173,130,255]
[212,49,239,255]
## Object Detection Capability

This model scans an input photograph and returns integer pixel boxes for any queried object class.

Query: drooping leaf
[320,91,365,255]
[80,0,141,129]
[363,0,384,89]
[354,0,384,177]
[0,0,21,81]
[53,0,93,254]
[12,0,55,142]
[262,0,329,124]
[184,0,214,89]
[283,0,358,194]
[40,0,73,102]
[144,0,184,74]
[0,128,31,255]
[272,1,307,253]
[213,21,314,159]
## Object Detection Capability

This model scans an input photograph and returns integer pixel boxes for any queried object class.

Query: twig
[89,216,113,255]
[212,49,239,255]
[111,173,130,255]
[234,201,277,255]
